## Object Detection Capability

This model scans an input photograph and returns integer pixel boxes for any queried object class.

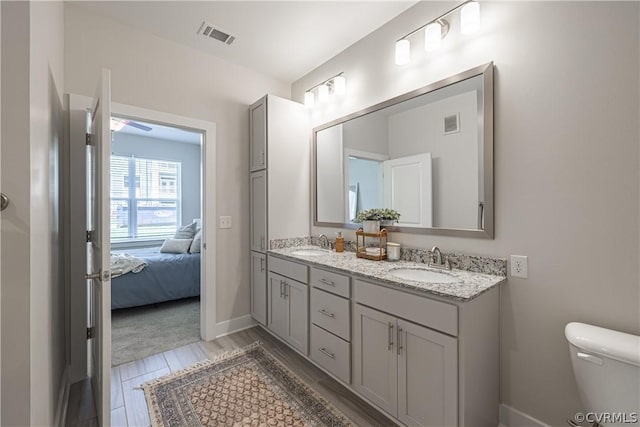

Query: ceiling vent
[197,21,236,45]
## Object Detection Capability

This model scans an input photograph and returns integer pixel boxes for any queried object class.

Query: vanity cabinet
[266,253,500,426]
[353,303,458,427]
[267,272,309,355]
[248,94,309,327]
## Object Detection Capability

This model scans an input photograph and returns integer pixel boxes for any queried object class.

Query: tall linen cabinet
[249,95,309,325]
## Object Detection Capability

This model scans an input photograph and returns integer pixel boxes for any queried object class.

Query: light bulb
[304,91,315,108]
[461,1,480,35]
[333,76,346,96]
[395,39,410,65]
[318,84,329,103]
[424,22,442,51]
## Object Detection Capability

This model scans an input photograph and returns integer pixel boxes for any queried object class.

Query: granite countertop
[268,246,505,302]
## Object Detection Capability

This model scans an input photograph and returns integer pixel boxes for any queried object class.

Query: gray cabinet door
[397,319,458,427]
[249,97,267,171]
[250,170,267,252]
[352,304,398,416]
[285,279,309,355]
[250,252,267,325]
[267,272,287,339]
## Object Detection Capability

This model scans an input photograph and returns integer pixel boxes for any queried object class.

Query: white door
[383,153,433,228]
[86,69,112,427]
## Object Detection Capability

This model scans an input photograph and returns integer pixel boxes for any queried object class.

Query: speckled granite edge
[270,236,507,277]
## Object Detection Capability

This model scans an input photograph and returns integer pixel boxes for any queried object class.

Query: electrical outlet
[510,255,528,279]
[219,216,232,229]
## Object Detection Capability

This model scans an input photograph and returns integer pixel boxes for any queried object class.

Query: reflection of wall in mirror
[316,124,344,223]
[387,90,479,229]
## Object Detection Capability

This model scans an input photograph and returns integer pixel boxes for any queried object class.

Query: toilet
[565,322,640,426]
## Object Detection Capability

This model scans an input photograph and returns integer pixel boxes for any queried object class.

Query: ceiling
[72,1,416,83]
[114,118,203,144]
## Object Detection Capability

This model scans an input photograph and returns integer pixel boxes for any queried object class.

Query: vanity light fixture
[395,0,480,65]
[304,72,346,108]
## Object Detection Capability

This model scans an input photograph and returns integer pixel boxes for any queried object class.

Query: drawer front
[354,279,458,336]
[310,267,350,298]
[310,325,351,384]
[310,288,350,341]
[269,255,309,284]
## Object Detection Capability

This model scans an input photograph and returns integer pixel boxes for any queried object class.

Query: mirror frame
[312,62,494,238]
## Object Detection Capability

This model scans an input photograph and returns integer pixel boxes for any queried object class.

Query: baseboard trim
[55,365,71,427]
[500,404,551,427]
[215,315,257,338]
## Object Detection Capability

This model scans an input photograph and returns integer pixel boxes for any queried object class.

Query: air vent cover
[197,21,236,45]
[443,113,460,135]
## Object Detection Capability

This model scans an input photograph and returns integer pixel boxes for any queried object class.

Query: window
[111,155,181,241]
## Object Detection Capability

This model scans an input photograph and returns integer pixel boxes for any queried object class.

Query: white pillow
[174,222,197,240]
[189,229,202,254]
[160,238,192,254]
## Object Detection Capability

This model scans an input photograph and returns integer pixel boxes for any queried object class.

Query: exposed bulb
[333,76,346,96]
[395,39,410,65]
[424,22,442,51]
[460,1,480,35]
[304,91,315,108]
[318,84,329,103]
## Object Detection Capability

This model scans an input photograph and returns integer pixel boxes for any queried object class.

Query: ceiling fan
[110,117,152,132]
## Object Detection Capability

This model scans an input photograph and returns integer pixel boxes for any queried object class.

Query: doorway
[109,116,204,366]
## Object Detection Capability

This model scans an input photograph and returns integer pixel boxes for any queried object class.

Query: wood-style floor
[65,325,396,426]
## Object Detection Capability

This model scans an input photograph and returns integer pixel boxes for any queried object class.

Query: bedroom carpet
[112,297,200,366]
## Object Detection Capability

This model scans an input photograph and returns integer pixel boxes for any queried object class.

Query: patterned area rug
[141,342,353,427]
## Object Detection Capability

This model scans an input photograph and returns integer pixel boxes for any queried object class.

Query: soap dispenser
[335,232,344,253]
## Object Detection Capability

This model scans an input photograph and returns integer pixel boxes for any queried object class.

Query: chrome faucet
[318,234,332,250]
[429,246,451,270]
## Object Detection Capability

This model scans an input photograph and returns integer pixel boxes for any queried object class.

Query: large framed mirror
[313,62,494,238]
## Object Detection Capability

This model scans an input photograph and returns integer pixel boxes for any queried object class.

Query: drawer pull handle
[318,309,335,318]
[388,322,394,351]
[397,327,403,355]
[319,348,335,359]
[319,278,335,286]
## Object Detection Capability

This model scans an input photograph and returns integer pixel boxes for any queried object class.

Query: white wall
[388,91,478,229]
[64,3,289,324]
[1,1,66,425]
[111,133,202,231]
[293,2,640,425]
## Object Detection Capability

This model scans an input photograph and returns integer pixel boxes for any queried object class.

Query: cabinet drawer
[310,288,350,341]
[354,279,458,336]
[310,267,350,298]
[310,325,351,384]
[269,256,308,284]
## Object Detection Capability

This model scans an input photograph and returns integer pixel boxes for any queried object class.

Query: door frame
[67,94,217,384]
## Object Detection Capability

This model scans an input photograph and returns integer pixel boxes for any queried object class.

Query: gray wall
[293,2,640,425]
[1,1,66,425]
[64,3,289,323]
[112,133,202,229]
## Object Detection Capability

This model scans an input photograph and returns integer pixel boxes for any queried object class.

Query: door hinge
[86,230,94,242]
[85,133,93,146]
[86,327,95,339]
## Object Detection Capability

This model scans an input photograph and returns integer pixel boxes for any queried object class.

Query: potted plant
[355,208,401,233]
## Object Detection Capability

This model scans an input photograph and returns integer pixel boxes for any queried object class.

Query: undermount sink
[389,268,461,284]
[291,248,332,256]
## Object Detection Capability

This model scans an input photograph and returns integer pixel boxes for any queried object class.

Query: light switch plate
[219,216,232,229]
[510,255,528,279]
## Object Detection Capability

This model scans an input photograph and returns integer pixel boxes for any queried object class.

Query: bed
[110,247,201,310]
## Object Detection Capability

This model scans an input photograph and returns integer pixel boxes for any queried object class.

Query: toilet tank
[565,322,640,427]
